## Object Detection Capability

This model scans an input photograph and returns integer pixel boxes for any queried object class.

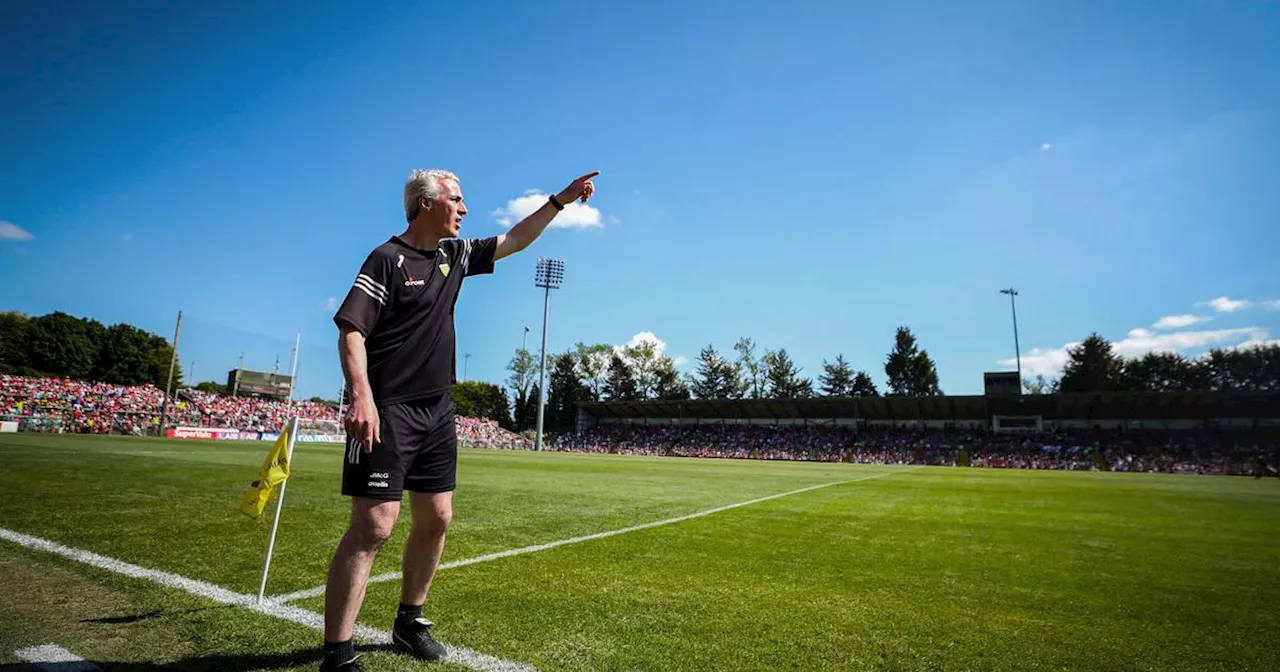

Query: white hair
[404,168,460,222]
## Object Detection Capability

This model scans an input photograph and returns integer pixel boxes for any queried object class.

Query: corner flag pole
[256,415,300,604]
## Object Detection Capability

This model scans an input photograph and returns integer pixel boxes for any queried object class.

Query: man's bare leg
[324,498,401,643]
[389,491,452,661]
[401,490,453,606]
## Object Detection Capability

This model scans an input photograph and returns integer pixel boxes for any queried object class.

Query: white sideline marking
[274,467,918,604]
[0,527,536,672]
[13,643,100,671]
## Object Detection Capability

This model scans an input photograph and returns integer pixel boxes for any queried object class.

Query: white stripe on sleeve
[352,279,385,305]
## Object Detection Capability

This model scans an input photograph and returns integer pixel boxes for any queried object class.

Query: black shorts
[342,392,457,500]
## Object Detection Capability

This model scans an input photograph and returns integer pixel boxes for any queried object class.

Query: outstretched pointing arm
[494,171,599,261]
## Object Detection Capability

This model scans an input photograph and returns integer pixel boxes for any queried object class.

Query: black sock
[324,639,356,664]
[396,602,423,623]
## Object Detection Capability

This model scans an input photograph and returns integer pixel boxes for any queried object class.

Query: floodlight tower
[999,287,1022,384]
[534,258,564,452]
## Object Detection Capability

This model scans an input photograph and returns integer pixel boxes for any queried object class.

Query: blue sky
[2,0,1278,400]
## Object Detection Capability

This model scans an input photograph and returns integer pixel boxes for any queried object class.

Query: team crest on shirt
[439,263,450,277]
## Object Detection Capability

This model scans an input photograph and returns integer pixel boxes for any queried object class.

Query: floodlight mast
[534,258,564,452]
[1000,288,1022,385]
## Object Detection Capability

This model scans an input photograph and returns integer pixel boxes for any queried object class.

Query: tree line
[503,327,1279,433]
[0,311,183,390]
[1030,333,1280,395]
[503,327,944,432]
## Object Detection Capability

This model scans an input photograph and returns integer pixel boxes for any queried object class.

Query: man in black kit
[322,167,598,671]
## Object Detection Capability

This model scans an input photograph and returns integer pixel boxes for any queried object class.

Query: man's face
[421,177,466,238]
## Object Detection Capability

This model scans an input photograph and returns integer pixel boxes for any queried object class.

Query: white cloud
[0,221,33,242]
[612,331,685,368]
[493,192,603,229]
[1206,296,1252,313]
[1229,336,1280,351]
[1040,143,1052,150]
[324,297,339,311]
[999,326,1267,377]
[1005,346,1075,378]
[1112,327,1263,359]
[1152,314,1211,330]
[625,331,663,349]
[1265,299,1280,310]
[614,331,665,360]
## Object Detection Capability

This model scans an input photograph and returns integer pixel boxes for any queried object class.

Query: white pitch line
[274,467,918,604]
[13,644,101,671]
[0,527,536,672]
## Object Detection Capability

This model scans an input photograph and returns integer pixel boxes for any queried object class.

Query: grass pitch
[0,433,1277,671]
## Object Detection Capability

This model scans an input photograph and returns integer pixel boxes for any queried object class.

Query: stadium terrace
[3,374,1277,476]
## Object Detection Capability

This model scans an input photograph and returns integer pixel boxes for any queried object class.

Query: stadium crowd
[5,375,1274,474]
[0,375,528,448]
[552,423,1280,475]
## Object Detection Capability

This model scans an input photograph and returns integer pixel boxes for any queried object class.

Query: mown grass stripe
[273,467,920,604]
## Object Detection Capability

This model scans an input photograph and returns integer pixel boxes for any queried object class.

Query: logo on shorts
[370,472,389,479]
[367,480,389,488]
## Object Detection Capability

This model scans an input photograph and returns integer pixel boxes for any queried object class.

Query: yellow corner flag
[240,423,293,520]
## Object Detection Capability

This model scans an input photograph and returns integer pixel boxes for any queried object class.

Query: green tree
[1058,333,1124,393]
[1200,344,1280,392]
[95,323,154,386]
[604,353,639,401]
[1022,374,1059,394]
[690,344,741,400]
[83,318,108,377]
[525,382,542,429]
[1120,352,1203,391]
[0,311,31,374]
[652,354,691,400]
[547,352,588,430]
[819,354,856,397]
[762,348,811,398]
[884,327,942,396]
[145,334,182,391]
[1241,343,1280,391]
[851,370,880,397]
[506,347,536,430]
[194,381,227,394]
[451,380,513,427]
[734,337,763,398]
[574,342,613,401]
[26,311,97,379]
[622,339,661,399]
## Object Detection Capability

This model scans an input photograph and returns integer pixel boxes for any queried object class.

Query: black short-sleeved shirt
[334,235,497,406]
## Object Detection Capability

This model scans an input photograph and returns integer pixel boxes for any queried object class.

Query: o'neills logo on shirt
[405,277,425,286]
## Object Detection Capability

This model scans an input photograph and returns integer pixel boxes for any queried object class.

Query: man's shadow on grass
[1,605,404,671]
[0,644,400,671]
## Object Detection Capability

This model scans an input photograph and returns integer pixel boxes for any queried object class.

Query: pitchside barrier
[168,418,344,443]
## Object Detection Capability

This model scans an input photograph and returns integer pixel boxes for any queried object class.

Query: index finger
[577,171,600,182]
